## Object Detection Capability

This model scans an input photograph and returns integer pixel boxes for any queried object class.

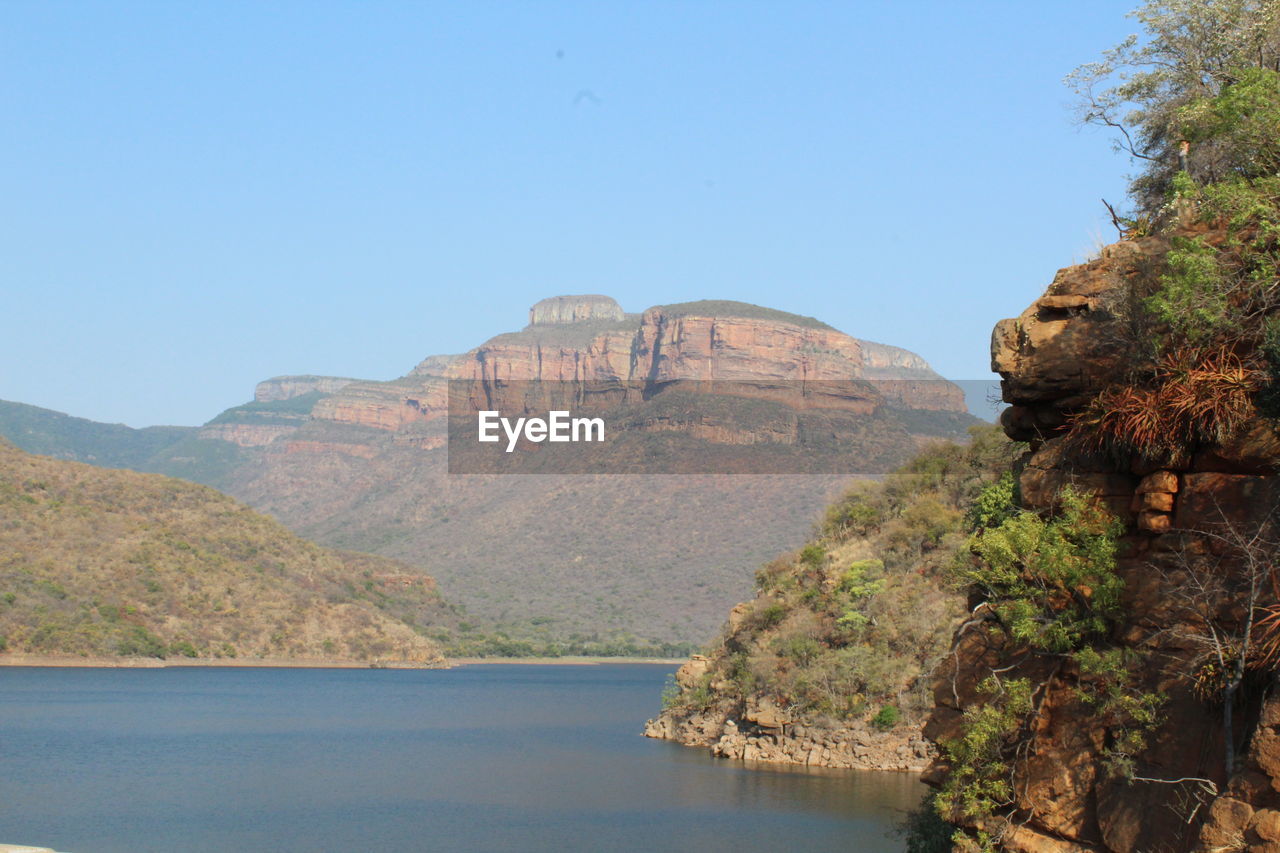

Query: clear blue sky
[2,1,1138,427]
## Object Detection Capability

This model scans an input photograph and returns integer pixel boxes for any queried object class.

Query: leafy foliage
[957,489,1124,652]
[937,677,1034,833]
[662,426,1023,726]
[1067,0,1280,216]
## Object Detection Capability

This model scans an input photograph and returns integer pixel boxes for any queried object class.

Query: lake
[0,664,924,852]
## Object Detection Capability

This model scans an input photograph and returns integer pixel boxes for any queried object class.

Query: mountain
[0,399,197,469]
[0,296,978,647]
[0,438,453,664]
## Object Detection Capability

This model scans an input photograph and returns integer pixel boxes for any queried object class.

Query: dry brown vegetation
[664,425,1022,725]
[0,439,454,663]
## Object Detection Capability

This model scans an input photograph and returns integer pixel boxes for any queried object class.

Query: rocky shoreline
[644,706,933,772]
[644,656,934,772]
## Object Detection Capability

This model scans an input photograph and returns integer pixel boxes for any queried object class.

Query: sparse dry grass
[0,440,453,662]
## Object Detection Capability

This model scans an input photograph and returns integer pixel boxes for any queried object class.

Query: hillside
[0,439,453,664]
[645,425,1020,771]
[0,295,978,648]
[0,399,196,469]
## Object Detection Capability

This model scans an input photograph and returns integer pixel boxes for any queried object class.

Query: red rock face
[302,298,965,434]
[934,234,1280,852]
[254,375,356,403]
[197,423,298,447]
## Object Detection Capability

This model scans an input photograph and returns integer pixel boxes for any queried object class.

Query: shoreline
[0,653,683,669]
[449,656,683,666]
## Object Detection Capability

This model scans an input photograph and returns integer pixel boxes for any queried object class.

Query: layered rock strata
[928,233,1280,852]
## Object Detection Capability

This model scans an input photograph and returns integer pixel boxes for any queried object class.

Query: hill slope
[645,425,1020,770]
[0,440,453,664]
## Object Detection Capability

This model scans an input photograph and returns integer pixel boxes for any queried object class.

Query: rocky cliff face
[296,295,965,437]
[928,233,1280,852]
[254,375,356,402]
[218,296,974,643]
[528,294,626,326]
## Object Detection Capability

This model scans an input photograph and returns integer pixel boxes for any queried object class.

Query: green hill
[0,399,194,469]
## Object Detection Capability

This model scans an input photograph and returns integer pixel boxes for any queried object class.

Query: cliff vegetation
[645,425,1021,771]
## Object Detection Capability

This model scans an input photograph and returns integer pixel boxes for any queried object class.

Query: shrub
[115,625,167,658]
[1069,347,1260,459]
[936,677,1034,840]
[957,488,1123,653]
[798,544,826,570]
[965,473,1017,532]
[871,704,900,730]
[754,602,787,629]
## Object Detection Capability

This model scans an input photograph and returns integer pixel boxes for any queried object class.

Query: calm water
[0,664,923,852]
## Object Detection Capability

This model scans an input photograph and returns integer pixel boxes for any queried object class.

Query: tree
[1067,0,1280,216]
[1154,509,1280,778]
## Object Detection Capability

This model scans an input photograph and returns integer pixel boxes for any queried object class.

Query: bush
[956,488,1123,653]
[871,704,900,730]
[753,602,787,629]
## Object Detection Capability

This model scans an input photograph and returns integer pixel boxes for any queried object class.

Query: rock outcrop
[644,654,934,771]
[927,232,1280,851]
[528,294,626,326]
[254,375,356,402]
[196,423,297,447]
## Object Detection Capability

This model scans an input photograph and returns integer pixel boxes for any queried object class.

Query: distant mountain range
[0,296,980,646]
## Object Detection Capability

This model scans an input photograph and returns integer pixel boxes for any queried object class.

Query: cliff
[926,231,1280,851]
[254,375,357,403]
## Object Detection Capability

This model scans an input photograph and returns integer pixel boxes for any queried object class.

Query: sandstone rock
[1251,809,1280,842]
[1199,796,1255,850]
[726,602,752,632]
[643,716,673,739]
[528,295,625,326]
[197,423,297,447]
[1137,470,1179,494]
[675,654,710,688]
[1137,491,1174,512]
[1192,421,1280,475]
[745,697,790,731]
[254,375,356,402]
[1002,824,1103,853]
[1038,294,1093,312]
[1137,510,1172,533]
[1176,473,1280,531]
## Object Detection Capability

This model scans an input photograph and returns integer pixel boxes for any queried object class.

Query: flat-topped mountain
[0,295,976,647]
